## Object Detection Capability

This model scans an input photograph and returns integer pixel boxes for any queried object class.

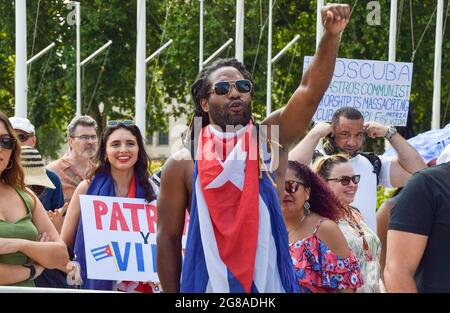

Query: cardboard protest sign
[303,56,413,126]
[80,195,189,282]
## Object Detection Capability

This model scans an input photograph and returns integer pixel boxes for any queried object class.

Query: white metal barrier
[0,286,119,293]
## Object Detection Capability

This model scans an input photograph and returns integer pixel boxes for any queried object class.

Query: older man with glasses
[48,115,98,205]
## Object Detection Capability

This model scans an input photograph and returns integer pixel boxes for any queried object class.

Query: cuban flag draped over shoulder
[181,122,299,293]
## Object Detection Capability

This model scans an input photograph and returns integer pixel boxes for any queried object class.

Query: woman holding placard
[61,120,158,292]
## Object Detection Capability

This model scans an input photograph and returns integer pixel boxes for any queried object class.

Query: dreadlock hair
[185,58,254,157]
[312,153,361,225]
[287,161,344,222]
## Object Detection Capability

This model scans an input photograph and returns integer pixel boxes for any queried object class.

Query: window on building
[158,131,169,145]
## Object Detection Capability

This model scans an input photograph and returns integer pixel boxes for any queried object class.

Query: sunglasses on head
[107,120,135,127]
[209,79,252,96]
[285,180,305,194]
[17,133,33,143]
[0,136,16,150]
[327,175,360,186]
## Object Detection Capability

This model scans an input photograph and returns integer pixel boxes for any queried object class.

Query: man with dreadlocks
[157,4,351,293]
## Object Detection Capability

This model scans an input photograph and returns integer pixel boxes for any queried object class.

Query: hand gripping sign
[80,195,188,282]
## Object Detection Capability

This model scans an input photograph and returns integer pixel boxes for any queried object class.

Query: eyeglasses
[17,133,33,143]
[209,79,252,96]
[0,136,16,150]
[71,135,98,141]
[285,180,305,194]
[107,120,135,127]
[327,175,360,186]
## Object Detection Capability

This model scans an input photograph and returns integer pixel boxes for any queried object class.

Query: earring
[6,160,13,170]
[303,201,311,215]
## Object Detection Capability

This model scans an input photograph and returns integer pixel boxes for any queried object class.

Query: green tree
[1,0,449,158]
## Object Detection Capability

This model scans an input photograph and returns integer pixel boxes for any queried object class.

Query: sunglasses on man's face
[17,133,33,143]
[209,79,252,96]
[327,175,360,186]
[285,180,305,194]
[107,120,135,127]
[0,136,16,150]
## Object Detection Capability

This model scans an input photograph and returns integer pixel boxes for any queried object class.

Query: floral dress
[338,210,381,293]
[289,221,363,293]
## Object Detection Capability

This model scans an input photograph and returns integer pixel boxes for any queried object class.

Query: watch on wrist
[384,126,397,140]
[23,263,36,280]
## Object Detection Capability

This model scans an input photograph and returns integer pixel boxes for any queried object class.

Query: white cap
[9,116,35,134]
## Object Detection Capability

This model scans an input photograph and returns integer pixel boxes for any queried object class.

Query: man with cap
[9,116,65,231]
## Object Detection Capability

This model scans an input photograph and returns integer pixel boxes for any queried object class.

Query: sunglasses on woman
[107,120,135,127]
[209,79,252,96]
[327,175,360,186]
[0,136,16,150]
[285,180,305,194]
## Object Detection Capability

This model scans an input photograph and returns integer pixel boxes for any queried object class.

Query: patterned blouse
[289,221,363,293]
[338,210,381,293]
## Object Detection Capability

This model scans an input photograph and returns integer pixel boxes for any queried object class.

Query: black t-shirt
[389,162,450,292]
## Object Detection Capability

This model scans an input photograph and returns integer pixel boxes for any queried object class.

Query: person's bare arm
[289,122,332,164]
[384,230,427,292]
[0,192,69,271]
[0,263,44,285]
[156,149,191,293]
[376,197,395,282]
[316,219,356,293]
[263,4,350,148]
[60,180,89,250]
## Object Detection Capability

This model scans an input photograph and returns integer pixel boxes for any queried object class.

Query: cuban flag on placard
[181,122,299,293]
[91,244,113,262]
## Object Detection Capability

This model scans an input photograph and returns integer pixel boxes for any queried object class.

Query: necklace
[345,209,373,262]
[287,214,307,244]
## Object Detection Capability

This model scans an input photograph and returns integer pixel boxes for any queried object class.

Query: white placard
[303,56,413,126]
[80,195,188,282]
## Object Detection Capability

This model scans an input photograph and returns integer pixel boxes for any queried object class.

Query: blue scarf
[73,169,147,291]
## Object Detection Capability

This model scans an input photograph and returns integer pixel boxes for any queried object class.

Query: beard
[208,99,252,131]
[83,146,97,159]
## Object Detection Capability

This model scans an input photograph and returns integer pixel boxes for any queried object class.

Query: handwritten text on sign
[80,195,188,282]
[303,57,413,126]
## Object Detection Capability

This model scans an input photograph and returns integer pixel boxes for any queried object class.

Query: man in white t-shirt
[289,107,426,231]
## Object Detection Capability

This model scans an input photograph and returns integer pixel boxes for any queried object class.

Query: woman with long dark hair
[282,160,362,292]
[0,111,69,287]
[61,120,157,292]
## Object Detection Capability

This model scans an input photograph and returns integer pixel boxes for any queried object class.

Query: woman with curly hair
[313,154,381,293]
[282,160,362,293]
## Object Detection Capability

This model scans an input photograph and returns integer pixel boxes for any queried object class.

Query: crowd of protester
[1,3,449,294]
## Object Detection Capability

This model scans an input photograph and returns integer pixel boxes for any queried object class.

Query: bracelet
[384,126,398,140]
[22,263,36,280]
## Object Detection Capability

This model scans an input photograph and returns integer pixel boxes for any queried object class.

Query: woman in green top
[0,111,69,287]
